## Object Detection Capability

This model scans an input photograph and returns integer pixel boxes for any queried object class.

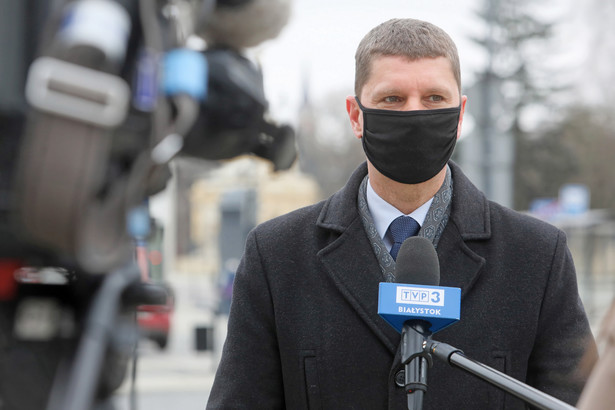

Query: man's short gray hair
[354,18,461,97]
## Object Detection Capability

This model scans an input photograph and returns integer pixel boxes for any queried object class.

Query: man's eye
[383,96,402,103]
[429,95,443,102]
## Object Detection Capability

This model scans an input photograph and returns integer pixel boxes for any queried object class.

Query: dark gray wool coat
[207,162,597,410]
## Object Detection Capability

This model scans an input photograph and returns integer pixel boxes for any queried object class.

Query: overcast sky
[254,0,488,122]
[251,0,585,125]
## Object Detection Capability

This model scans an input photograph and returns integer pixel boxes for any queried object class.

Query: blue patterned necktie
[388,216,420,261]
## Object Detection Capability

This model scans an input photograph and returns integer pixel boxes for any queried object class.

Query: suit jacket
[207,162,597,409]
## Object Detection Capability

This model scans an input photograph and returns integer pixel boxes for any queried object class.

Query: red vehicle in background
[137,283,174,349]
[135,220,174,349]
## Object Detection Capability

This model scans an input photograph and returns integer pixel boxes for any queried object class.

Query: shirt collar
[366,178,433,245]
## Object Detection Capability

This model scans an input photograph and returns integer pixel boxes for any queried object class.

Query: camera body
[0,1,294,408]
[0,0,295,273]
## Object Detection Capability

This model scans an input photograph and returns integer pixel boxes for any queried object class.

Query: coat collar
[315,162,490,353]
[439,161,489,298]
[447,161,491,241]
[317,161,491,239]
[316,162,368,233]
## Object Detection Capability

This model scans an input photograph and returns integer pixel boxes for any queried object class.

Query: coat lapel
[440,162,491,299]
[436,223,486,298]
[318,217,401,353]
[316,163,401,353]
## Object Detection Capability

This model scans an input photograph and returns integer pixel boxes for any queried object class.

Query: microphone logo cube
[396,287,445,306]
[379,283,461,333]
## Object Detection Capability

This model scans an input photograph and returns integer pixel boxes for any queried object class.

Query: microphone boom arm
[425,340,576,410]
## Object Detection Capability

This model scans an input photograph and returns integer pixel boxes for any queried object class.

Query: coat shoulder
[251,200,327,244]
[487,199,565,245]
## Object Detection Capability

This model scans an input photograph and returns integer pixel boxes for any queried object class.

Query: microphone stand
[424,340,577,410]
[401,321,432,410]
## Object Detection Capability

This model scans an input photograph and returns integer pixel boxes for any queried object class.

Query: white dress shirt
[365,178,433,251]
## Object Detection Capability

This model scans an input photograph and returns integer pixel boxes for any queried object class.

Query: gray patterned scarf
[357,166,453,282]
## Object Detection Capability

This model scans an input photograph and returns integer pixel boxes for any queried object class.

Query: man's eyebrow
[370,87,403,97]
[423,86,453,96]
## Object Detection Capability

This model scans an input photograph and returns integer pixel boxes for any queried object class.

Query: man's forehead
[363,55,459,93]
[367,56,456,83]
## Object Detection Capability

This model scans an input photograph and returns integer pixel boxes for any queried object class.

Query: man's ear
[346,96,363,140]
[456,95,468,140]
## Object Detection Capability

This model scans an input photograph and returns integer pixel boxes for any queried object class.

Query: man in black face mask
[208,19,597,409]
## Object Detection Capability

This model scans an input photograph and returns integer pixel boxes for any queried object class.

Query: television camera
[0,0,295,409]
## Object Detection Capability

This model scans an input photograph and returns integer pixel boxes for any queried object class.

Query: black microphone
[198,0,292,49]
[394,236,440,409]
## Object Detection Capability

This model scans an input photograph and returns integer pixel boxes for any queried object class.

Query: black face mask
[356,97,461,184]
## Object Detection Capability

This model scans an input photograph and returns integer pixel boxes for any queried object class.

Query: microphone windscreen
[394,236,440,286]
[200,0,292,49]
